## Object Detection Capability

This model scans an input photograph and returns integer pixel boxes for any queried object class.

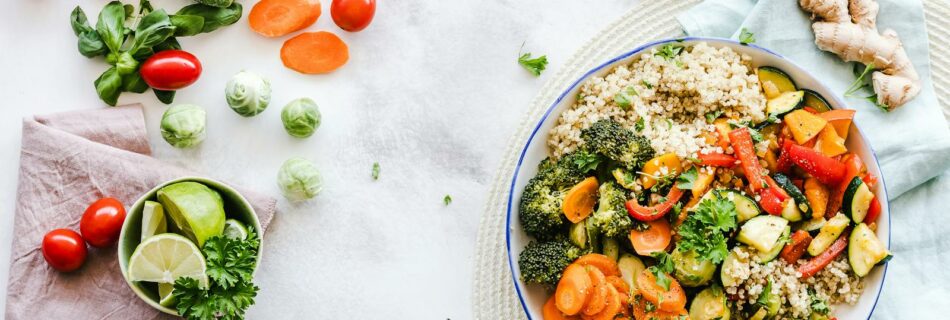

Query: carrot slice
[605,275,629,294]
[583,267,608,316]
[573,254,621,277]
[628,219,671,256]
[544,295,579,320]
[584,285,622,320]
[556,264,593,315]
[562,177,599,223]
[635,270,687,313]
[631,294,688,320]
[249,0,321,37]
[280,31,350,74]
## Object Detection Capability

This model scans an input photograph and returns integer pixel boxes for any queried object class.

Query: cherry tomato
[140,50,202,91]
[80,197,127,248]
[42,229,87,272]
[331,0,376,32]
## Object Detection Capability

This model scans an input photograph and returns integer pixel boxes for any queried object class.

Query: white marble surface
[0,0,635,318]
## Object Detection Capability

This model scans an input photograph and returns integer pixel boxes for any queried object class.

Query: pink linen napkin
[5,105,276,319]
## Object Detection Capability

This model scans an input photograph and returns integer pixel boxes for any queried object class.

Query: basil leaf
[116,52,139,75]
[122,73,149,93]
[77,31,107,57]
[94,67,123,106]
[70,6,93,36]
[130,9,175,55]
[195,0,235,8]
[177,2,243,34]
[170,15,206,37]
[95,1,126,54]
[154,37,182,52]
[132,47,154,60]
[154,89,175,104]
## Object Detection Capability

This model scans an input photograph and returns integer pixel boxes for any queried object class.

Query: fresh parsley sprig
[173,231,260,320]
[738,28,755,45]
[648,251,675,291]
[675,192,737,264]
[518,42,548,76]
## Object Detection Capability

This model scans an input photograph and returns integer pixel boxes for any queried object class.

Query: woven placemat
[471,0,950,319]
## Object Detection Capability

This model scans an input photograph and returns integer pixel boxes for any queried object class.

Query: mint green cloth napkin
[678,1,950,318]
[678,0,950,199]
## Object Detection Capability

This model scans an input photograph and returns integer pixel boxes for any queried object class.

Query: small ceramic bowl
[506,37,889,320]
[117,176,264,315]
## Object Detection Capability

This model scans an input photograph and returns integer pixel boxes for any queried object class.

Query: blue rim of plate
[504,36,890,320]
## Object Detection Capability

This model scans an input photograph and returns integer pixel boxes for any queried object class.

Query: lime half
[158,282,177,307]
[128,234,208,288]
[157,181,226,247]
[141,201,167,242]
[223,219,248,240]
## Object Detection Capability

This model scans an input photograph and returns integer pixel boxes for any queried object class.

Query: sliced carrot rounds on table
[281,31,350,74]
[249,0,322,37]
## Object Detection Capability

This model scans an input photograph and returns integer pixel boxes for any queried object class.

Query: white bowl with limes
[117,177,264,315]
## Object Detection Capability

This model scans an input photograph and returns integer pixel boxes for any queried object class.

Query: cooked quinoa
[547,42,767,159]
[724,246,865,319]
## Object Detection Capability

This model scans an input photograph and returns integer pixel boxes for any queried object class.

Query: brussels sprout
[281,98,321,138]
[277,157,323,201]
[160,104,206,148]
[225,71,271,117]
[671,246,716,287]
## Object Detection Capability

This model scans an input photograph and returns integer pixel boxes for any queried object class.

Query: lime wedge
[158,282,177,307]
[128,233,208,288]
[223,219,248,240]
[141,201,167,242]
[157,182,226,247]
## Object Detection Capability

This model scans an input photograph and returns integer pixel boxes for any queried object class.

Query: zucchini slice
[689,285,731,320]
[781,198,804,222]
[803,89,832,112]
[718,189,761,222]
[738,215,789,253]
[797,215,827,232]
[766,90,805,119]
[569,221,588,249]
[807,214,850,256]
[758,66,797,94]
[849,223,889,277]
[617,254,646,294]
[602,237,620,261]
[585,217,601,253]
[773,173,813,220]
[756,226,790,263]
[843,176,875,223]
[720,249,746,287]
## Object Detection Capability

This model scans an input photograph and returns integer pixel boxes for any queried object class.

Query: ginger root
[800,0,920,110]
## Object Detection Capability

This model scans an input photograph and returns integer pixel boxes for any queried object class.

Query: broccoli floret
[580,119,655,170]
[518,239,582,288]
[519,152,588,239]
[591,181,635,237]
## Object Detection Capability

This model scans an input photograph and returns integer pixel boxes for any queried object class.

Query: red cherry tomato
[331,0,376,32]
[80,197,127,248]
[42,229,87,272]
[140,50,202,91]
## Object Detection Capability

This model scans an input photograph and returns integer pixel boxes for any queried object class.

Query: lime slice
[157,182,226,247]
[158,282,177,307]
[128,234,208,288]
[223,219,248,240]
[141,201,167,242]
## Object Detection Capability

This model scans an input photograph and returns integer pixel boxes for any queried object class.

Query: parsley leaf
[444,195,452,205]
[614,87,638,109]
[372,162,380,180]
[757,278,774,307]
[675,167,698,190]
[648,251,675,291]
[518,52,548,76]
[204,232,258,289]
[634,118,645,132]
[655,43,684,61]
[675,192,737,263]
[174,231,260,320]
[705,110,723,123]
[572,150,602,173]
[642,80,653,89]
[738,28,755,45]
[810,290,830,314]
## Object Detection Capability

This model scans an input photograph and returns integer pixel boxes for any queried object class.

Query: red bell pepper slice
[864,197,882,224]
[775,140,793,174]
[786,143,847,186]
[780,230,813,263]
[764,175,790,199]
[862,172,878,188]
[758,188,785,216]
[697,152,737,167]
[826,154,866,218]
[798,229,850,279]
[625,187,684,222]
[728,128,767,193]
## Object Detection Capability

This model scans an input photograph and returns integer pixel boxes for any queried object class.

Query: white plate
[505,37,890,320]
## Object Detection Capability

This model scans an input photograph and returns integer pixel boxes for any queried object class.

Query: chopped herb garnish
[757,278,774,307]
[675,192,737,263]
[635,118,645,132]
[655,43,684,61]
[444,195,452,205]
[572,150,602,173]
[666,119,673,129]
[614,92,632,109]
[642,80,654,89]
[648,251,675,291]
[675,167,698,189]
[809,289,830,314]
[705,110,723,123]
[517,43,548,76]
[372,162,380,180]
[738,28,755,45]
